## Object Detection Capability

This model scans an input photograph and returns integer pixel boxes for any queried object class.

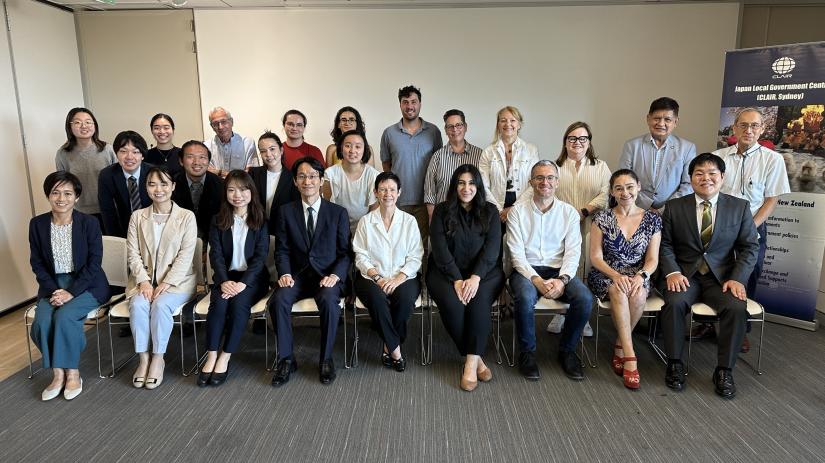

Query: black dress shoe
[518,351,540,381]
[196,370,211,387]
[558,350,584,381]
[713,368,736,399]
[271,358,297,387]
[118,326,132,338]
[252,319,266,335]
[209,370,228,386]
[392,356,406,372]
[665,361,686,391]
[381,353,393,368]
[319,359,337,384]
[689,322,715,340]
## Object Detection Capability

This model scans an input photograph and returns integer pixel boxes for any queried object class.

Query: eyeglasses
[296,174,320,181]
[532,175,558,182]
[445,123,466,131]
[566,136,590,144]
[339,117,356,124]
[736,122,763,131]
[70,120,95,128]
[210,119,231,128]
[285,122,305,128]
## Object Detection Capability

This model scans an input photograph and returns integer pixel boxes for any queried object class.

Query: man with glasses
[697,108,790,351]
[424,109,482,221]
[507,160,593,382]
[281,109,326,170]
[268,157,350,387]
[380,85,443,240]
[619,97,696,213]
[204,106,258,178]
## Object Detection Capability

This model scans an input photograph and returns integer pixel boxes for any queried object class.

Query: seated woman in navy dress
[29,171,110,401]
[588,169,661,390]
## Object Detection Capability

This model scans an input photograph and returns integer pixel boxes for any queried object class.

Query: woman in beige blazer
[127,166,198,389]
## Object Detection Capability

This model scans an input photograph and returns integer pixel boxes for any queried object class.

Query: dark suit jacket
[29,210,110,303]
[171,171,223,238]
[208,218,270,288]
[659,193,758,285]
[275,198,350,281]
[98,162,152,238]
[249,166,300,235]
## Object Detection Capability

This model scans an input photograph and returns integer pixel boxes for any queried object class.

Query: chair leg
[94,316,104,379]
[646,315,667,364]
[419,308,426,366]
[264,315,271,372]
[594,308,600,369]
[686,313,694,376]
[342,308,350,369]
[756,316,764,375]
[25,316,39,379]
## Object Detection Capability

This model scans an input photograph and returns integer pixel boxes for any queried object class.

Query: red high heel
[612,343,624,376]
[622,356,640,390]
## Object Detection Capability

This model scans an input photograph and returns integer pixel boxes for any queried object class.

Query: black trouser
[661,272,748,369]
[205,270,267,353]
[354,275,419,353]
[427,267,505,356]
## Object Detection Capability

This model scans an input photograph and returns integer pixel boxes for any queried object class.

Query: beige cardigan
[126,202,198,297]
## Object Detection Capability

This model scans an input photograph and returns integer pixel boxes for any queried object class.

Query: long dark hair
[216,170,265,231]
[330,106,366,144]
[556,121,597,167]
[61,107,107,152]
[443,164,490,236]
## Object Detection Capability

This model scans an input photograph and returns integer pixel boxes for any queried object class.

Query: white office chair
[687,298,765,375]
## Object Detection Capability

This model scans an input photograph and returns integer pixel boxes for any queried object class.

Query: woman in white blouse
[127,166,197,390]
[322,130,379,234]
[199,170,270,387]
[547,122,610,336]
[352,172,423,371]
[478,106,540,223]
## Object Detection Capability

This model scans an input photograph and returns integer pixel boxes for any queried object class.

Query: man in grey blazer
[659,153,758,399]
[619,97,696,212]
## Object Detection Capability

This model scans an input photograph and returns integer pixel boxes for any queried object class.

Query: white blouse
[478,137,540,211]
[229,214,249,271]
[325,164,379,232]
[353,208,423,281]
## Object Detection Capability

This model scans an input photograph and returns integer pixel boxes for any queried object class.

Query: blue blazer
[275,199,350,281]
[29,210,110,304]
[98,162,152,238]
[208,218,270,289]
[659,193,758,285]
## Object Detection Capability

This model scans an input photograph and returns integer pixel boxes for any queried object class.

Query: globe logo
[772,57,795,74]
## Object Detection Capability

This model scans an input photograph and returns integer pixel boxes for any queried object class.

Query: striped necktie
[127,176,141,212]
[698,200,712,274]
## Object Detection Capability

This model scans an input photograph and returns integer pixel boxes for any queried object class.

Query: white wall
[194,3,739,170]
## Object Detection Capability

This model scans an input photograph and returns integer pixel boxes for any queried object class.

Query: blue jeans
[510,266,593,353]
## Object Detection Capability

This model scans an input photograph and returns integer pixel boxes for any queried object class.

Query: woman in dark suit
[29,171,110,401]
[427,164,504,392]
[249,131,300,235]
[198,170,269,387]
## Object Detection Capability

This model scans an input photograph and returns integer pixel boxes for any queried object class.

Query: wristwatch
[558,274,571,285]
[637,270,650,283]
[580,208,590,218]
[371,274,383,282]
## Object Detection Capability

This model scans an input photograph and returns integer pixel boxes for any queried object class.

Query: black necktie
[190,181,203,212]
[127,176,141,211]
[307,206,315,242]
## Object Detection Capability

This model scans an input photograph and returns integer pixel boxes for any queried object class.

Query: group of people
[29,87,789,401]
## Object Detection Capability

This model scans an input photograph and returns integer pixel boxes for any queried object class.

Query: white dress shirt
[712,144,790,216]
[353,208,423,280]
[228,214,249,271]
[478,137,540,211]
[301,196,323,229]
[506,197,581,280]
[265,169,282,218]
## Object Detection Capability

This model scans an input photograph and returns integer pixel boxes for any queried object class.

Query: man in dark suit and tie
[98,131,152,237]
[268,156,350,386]
[171,140,223,240]
[659,152,758,398]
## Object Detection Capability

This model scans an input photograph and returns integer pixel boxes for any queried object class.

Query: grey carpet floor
[1,312,824,463]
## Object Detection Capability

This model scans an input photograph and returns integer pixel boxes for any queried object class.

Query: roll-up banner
[717,42,825,330]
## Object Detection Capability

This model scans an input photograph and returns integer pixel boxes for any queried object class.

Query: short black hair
[375,171,401,191]
[43,171,82,198]
[648,97,680,116]
[292,156,325,178]
[180,140,212,161]
[443,109,466,124]
[688,152,726,175]
[398,85,421,102]
[335,130,371,164]
[113,130,148,157]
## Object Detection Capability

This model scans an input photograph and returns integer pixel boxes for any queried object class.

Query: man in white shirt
[204,106,259,178]
[507,160,593,381]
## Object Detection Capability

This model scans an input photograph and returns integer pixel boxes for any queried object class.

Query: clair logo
[771,57,795,79]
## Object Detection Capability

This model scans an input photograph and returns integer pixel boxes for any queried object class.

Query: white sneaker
[582,322,594,338]
[546,315,565,334]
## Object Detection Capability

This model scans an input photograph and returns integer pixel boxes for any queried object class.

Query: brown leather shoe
[740,335,750,353]
[460,365,478,392]
[477,365,492,382]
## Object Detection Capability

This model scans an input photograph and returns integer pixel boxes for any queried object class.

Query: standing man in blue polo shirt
[380,85,443,241]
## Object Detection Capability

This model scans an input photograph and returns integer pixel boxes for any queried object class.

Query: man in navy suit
[659,153,758,399]
[98,131,152,238]
[268,156,350,386]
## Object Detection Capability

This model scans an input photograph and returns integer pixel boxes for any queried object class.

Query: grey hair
[530,159,559,177]
[208,106,233,122]
[734,107,763,124]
